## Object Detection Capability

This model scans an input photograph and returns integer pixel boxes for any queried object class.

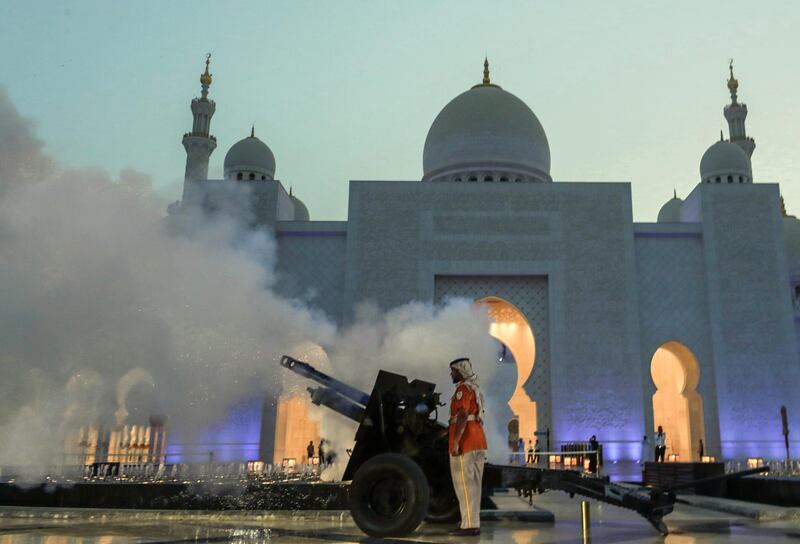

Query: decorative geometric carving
[275,235,347,324]
[634,238,711,360]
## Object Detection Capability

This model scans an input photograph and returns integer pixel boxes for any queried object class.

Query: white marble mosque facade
[173,58,800,463]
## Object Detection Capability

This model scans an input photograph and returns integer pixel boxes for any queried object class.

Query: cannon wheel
[425,490,460,524]
[349,453,430,537]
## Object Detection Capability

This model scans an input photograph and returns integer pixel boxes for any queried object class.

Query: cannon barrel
[279,355,370,406]
[308,387,365,422]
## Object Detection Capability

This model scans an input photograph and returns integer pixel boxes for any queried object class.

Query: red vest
[448,383,488,453]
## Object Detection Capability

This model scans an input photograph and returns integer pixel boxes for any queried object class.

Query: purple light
[166,395,263,463]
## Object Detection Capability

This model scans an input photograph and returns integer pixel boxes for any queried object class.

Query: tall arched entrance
[272,342,330,465]
[650,341,705,461]
[477,297,537,444]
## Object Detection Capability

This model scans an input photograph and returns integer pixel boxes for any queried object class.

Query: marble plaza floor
[0,490,799,544]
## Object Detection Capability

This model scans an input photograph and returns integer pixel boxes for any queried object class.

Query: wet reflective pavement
[1,491,798,543]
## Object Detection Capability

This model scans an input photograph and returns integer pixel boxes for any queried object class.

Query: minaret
[182,54,217,199]
[723,59,755,158]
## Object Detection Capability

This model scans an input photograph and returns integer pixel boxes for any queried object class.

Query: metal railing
[508,449,602,476]
[725,459,800,478]
[0,461,326,485]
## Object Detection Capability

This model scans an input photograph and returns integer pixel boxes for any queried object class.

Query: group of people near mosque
[513,437,542,465]
[511,436,601,472]
[305,439,335,467]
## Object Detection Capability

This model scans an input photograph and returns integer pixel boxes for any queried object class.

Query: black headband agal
[449,357,470,367]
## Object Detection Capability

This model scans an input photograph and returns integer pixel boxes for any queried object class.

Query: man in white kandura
[448,357,488,537]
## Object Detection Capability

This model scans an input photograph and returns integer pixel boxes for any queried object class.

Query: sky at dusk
[2,0,799,221]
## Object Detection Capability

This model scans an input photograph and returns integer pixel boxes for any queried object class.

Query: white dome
[700,140,751,183]
[224,134,276,180]
[422,84,551,183]
[291,194,309,221]
[657,195,683,223]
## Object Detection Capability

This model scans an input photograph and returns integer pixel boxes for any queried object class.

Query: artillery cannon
[280,354,767,537]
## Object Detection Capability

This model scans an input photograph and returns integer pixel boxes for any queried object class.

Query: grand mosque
[169,56,800,466]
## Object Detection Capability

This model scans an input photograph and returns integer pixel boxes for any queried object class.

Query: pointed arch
[650,341,706,461]
[476,296,537,443]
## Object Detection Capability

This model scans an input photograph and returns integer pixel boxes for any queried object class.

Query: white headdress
[449,357,485,423]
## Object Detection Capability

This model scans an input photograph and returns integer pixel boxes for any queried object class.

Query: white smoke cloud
[0,88,336,470]
[0,88,54,195]
[326,300,507,466]
[0,87,506,476]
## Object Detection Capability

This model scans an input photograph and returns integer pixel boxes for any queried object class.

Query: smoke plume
[0,87,503,476]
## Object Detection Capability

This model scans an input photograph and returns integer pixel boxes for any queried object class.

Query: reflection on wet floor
[0,491,798,544]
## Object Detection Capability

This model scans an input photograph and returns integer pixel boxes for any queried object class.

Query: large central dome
[422,66,551,183]
[224,129,276,181]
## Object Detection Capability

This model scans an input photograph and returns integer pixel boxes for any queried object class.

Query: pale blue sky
[2,1,799,220]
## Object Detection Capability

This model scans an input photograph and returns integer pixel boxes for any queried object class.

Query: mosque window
[484,176,494,182]
[727,175,733,183]
[454,177,462,182]
[236,172,243,180]
[249,173,255,180]
[514,178,522,183]
[261,175,266,180]
[738,176,743,183]
[500,176,509,182]
[715,177,721,183]
[468,176,477,182]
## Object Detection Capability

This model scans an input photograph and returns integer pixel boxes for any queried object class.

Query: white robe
[450,450,485,529]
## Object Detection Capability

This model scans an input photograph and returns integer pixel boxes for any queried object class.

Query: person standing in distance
[306,440,315,465]
[318,439,326,468]
[448,357,487,537]
[654,426,667,463]
[587,435,599,474]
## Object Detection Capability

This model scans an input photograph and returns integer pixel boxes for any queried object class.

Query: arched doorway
[272,342,330,466]
[477,297,537,445]
[650,341,705,461]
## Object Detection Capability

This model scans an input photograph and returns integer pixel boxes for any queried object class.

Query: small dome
[700,140,751,183]
[785,214,800,234]
[224,133,276,180]
[784,215,800,250]
[423,83,551,183]
[291,194,309,221]
[657,195,683,223]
